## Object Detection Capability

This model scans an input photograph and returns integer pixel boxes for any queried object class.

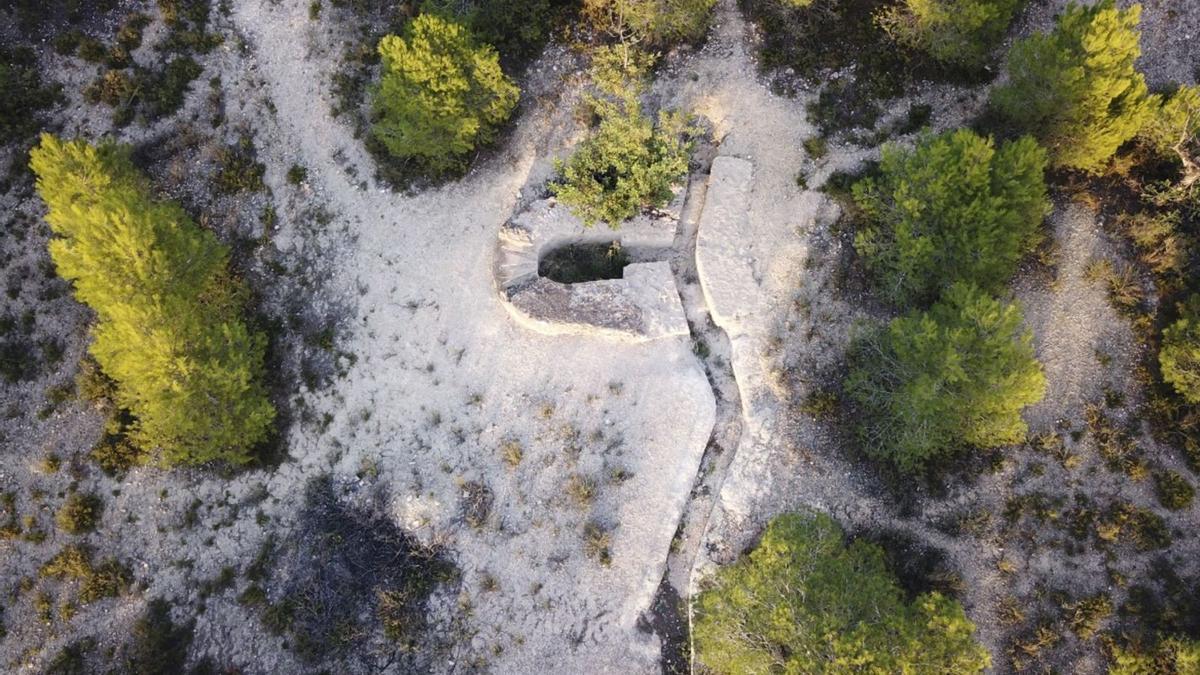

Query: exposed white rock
[496,196,688,341]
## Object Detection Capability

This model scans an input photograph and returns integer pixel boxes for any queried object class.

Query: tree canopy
[582,0,715,49]
[1161,295,1200,405]
[853,128,1049,306]
[877,0,1024,69]
[551,88,693,228]
[992,0,1157,173]
[30,134,274,466]
[693,510,991,674]
[846,282,1046,472]
[371,14,519,174]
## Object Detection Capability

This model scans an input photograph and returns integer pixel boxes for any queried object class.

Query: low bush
[1154,470,1195,511]
[40,545,131,604]
[1161,295,1200,404]
[0,47,60,143]
[1110,636,1200,673]
[693,511,990,673]
[214,134,266,194]
[56,493,103,535]
[846,283,1046,472]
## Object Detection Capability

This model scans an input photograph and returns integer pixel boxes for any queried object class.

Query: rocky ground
[1,0,1198,673]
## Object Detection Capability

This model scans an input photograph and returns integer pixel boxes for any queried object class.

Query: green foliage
[853,129,1049,305]
[1110,636,1200,674]
[847,283,1046,472]
[1161,295,1200,404]
[551,94,693,227]
[287,164,308,185]
[992,0,1158,173]
[1142,85,1200,156]
[371,14,519,174]
[465,0,575,64]
[40,545,131,604]
[583,0,715,48]
[214,135,266,194]
[694,511,990,674]
[1154,470,1195,511]
[878,0,1023,68]
[30,135,275,466]
[55,493,103,535]
[0,48,59,143]
[1141,84,1200,189]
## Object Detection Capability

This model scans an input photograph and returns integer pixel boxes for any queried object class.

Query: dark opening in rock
[538,241,630,284]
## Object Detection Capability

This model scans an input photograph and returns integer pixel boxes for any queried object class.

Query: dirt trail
[223,2,716,672]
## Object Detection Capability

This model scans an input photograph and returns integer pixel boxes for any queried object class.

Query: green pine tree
[371,14,519,174]
[992,0,1158,173]
[846,282,1046,472]
[550,94,693,228]
[30,134,274,466]
[694,510,991,674]
[1161,295,1200,405]
[877,0,1024,69]
[853,128,1050,305]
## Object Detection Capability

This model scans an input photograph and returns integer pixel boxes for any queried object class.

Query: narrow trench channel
[643,158,748,674]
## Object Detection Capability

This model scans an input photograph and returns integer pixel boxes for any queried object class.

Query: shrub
[371,14,519,175]
[1154,470,1195,511]
[214,135,266,194]
[846,283,1046,472]
[1065,594,1112,640]
[0,48,59,142]
[992,0,1158,173]
[1140,84,1200,189]
[582,0,715,48]
[1161,295,1200,404]
[694,511,990,673]
[1110,636,1200,674]
[287,164,308,185]
[56,493,103,534]
[551,95,693,227]
[877,0,1024,69]
[40,545,131,604]
[853,128,1049,305]
[467,0,573,64]
[30,135,275,466]
[142,56,204,119]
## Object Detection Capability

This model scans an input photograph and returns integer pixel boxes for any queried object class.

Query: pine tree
[877,0,1024,69]
[1161,295,1200,405]
[846,282,1046,472]
[853,128,1050,306]
[550,95,693,227]
[694,510,991,674]
[371,14,519,174]
[1141,84,1200,189]
[992,0,1158,173]
[30,134,274,466]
